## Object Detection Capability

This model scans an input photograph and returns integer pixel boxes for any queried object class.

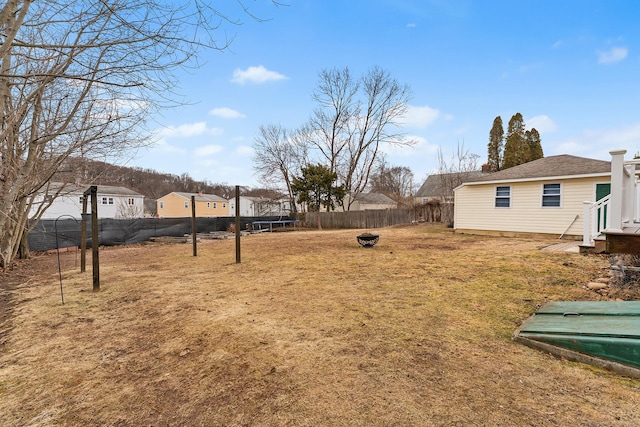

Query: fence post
[235,186,241,264]
[89,186,99,291]
[191,196,197,256]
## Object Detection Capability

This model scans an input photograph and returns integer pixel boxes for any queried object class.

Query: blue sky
[130,0,640,188]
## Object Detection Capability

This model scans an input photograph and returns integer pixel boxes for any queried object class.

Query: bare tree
[0,1,278,267]
[116,199,143,219]
[252,124,308,214]
[305,66,414,210]
[437,142,480,225]
[368,157,414,204]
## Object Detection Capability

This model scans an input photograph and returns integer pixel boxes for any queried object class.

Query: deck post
[582,201,592,246]
[623,163,636,224]
[608,150,626,232]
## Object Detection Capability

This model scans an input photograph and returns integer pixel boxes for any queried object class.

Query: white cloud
[209,107,246,119]
[159,122,223,138]
[406,23,416,28]
[597,47,628,64]
[231,65,288,84]
[403,105,441,128]
[235,146,254,156]
[194,144,224,157]
[380,134,438,157]
[548,123,640,158]
[151,138,186,154]
[526,115,557,133]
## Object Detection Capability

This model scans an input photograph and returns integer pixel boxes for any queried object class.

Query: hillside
[53,157,280,202]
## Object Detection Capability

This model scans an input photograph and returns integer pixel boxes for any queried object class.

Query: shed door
[596,183,611,232]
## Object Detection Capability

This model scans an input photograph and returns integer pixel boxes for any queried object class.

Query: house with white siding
[453,155,612,239]
[31,182,145,220]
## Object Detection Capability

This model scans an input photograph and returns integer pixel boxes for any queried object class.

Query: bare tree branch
[0,0,281,267]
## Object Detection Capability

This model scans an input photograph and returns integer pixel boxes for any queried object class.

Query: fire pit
[357,233,380,248]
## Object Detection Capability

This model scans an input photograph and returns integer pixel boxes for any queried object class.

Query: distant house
[454,155,612,239]
[228,196,292,217]
[157,192,228,218]
[416,171,487,204]
[30,182,145,219]
[340,192,398,211]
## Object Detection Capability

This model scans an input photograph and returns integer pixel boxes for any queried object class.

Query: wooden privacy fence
[301,203,443,229]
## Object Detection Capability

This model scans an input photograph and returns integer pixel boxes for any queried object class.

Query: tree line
[252,66,415,215]
[487,112,543,172]
[54,157,242,201]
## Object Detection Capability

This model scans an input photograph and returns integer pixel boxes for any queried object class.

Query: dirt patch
[1,225,639,426]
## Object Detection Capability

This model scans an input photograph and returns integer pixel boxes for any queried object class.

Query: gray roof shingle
[50,182,142,196]
[173,192,227,202]
[416,171,487,198]
[352,192,397,205]
[470,155,611,183]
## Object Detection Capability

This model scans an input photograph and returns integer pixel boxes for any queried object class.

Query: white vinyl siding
[454,177,609,237]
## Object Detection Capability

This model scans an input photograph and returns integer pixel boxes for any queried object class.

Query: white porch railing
[582,195,610,246]
[583,150,640,246]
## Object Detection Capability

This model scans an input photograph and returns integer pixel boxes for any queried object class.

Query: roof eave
[458,172,612,187]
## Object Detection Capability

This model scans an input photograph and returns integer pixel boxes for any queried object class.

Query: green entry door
[596,183,611,232]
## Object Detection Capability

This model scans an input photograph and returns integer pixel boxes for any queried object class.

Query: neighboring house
[416,171,488,204]
[453,155,612,239]
[157,192,228,218]
[340,192,398,211]
[30,182,145,219]
[229,196,293,217]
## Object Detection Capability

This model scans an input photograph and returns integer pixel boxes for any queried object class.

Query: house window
[108,197,114,205]
[542,183,561,207]
[79,197,84,204]
[160,201,164,209]
[184,201,189,208]
[495,186,511,208]
[102,197,108,205]
[207,202,210,208]
[223,203,226,208]
[213,202,217,209]
[128,198,135,205]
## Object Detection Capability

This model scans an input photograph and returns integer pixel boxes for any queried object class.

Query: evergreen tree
[487,116,504,172]
[525,128,543,161]
[502,113,527,169]
[291,164,346,229]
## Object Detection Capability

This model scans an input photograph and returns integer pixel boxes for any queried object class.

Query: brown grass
[1,224,639,426]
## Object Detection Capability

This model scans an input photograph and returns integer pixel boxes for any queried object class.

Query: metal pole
[80,195,88,272]
[90,186,100,291]
[54,215,78,305]
[235,185,241,263]
[55,218,65,305]
[191,195,197,256]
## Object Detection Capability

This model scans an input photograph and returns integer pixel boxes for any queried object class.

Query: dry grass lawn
[1,224,640,426]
